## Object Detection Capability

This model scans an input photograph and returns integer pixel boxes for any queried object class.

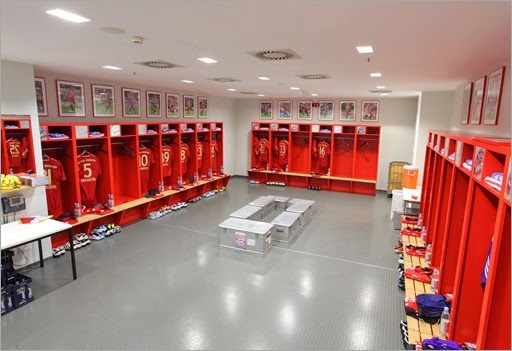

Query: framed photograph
[198,96,208,118]
[340,101,356,121]
[297,101,312,120]
[483,66,505,125]
[319,101,334,121]
[470,76,487,125]
[146,91,162,118]
[91,84,115,117]
[259,101,273,119]
[278,100,292,120]
[34,78,48,117]
[166,93,179,118]
[122,88,141,117]
[460,82,473,124]
[361,100,379,122]
[56,80,85,117]
[183,95,195,118]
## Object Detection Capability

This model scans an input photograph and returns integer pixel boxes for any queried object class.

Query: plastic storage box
[219,217,274,254]
[271,211,301,242]
[402,165,419,189]
[8,273,34,309]
[1,285,14,316]
[230,205,262,221]
[249,196,276,219]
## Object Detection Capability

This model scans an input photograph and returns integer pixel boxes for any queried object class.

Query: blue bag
[423,337,462,350]
[416,294,447,324]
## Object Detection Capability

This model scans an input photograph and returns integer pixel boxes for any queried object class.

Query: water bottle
[74,202,82,218]
[421,226,427,246]
[425,244,432,265]
[9,168,13,175]
[108,193,115,207]
[418,213,423,227]
[430,269,439,293]
[220,165,224,175]
[440,306,450,338]
[193,172,199,183]
[266,163,269,171]
[285,164,288,172]
[177,176,183,188]
[158,181,165,194]
[327,168,331,176]
[207,168,212,179]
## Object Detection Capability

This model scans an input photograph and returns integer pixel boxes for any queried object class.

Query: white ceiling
[1,0,510,99]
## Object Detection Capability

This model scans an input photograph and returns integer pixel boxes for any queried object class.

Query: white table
[1,219,76,280]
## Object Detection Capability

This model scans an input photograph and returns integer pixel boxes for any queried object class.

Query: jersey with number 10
[139,147,154,192]
[161,145,174,177]
[77,154,101,204]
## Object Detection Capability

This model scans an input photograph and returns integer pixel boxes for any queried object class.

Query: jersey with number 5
[77,154,102,203]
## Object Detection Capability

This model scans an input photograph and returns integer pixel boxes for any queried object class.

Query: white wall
[34,70,237,174]
[415,91,454,184]
[450,58,510,136]
[234,97,419,191]
[1,59,52,265]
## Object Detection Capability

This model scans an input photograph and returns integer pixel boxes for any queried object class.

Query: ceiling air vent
[210,77,240,83]
[134,60,184,69]
[246,49,302,61]
[369,89,392,94]
[239,91,258,95]
[297,74,331,80]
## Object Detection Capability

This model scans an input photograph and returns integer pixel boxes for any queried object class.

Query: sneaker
[64,239,81,250]
[148,211,159,220]
[114,225,122,233]
[52,246,65,257]
[394,246,403,254]
[76,233,90,246]
[171,204,180,211]
[180,202,188,208]
[89,231,104,240]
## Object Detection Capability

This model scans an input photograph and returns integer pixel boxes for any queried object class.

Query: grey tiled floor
[2,178,404,350]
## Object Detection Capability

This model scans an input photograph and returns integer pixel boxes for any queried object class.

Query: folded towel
[466,159,473,165]
[492,172,504,182]
[448,153,455,161]
[462,163,472,171]
[485,179,502,192]
[484,176,502,186]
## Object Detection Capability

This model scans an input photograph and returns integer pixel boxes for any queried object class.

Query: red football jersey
[197,141,204,169]
[6,138,22,167]
[257,138,269,163]
[161,145,174,177]
[318,141,331,168]
[21,137,29,159]
[43,157,67,213]
[77,153,102,204]
[139,147,155,192]
[210,140,219,171]
[180,143,191,173]
[312,139,318,159]
[278,139,289,165]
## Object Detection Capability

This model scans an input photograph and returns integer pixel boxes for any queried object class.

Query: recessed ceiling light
[181,80,194,84]
[258,77,271,80]
[377,85,386,89]
[257,94,265,97]
[356,46,373,54]
[197,57,218,64]
[370,72,382,77]
[102,65,122,70]
[46,9,90,23]
[227,88,237,92]
[311,93,318,97]
[381,93,388,96]
[290,87,300,90]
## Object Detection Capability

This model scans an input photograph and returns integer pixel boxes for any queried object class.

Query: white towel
[492,172,504,182]
[485,176,502,187]
[462,163,472,171]
[485,179,502,192]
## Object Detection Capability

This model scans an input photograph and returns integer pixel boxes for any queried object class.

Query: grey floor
[1,177,404,350]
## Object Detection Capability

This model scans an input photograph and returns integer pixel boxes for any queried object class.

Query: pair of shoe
[405,245,426,257]
[202,191,215,197]
[52,246,66,257]
[394,245,403,254]
[267,182,286,186]
[144,189,158,198]
[308,186,321,191]
[148,211,163,220]
[188,196,201,203]
[64,239,82,251]
[171,202,187,211]
[216,186,226,192]
[249,179,261,184]
[76,233,90,246]
[398,254,404,264]
[89,226,107,240]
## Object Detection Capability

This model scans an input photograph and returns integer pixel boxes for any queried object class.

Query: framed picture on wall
[91,84,115,117]
[166,93,179,118]
[34,77,48,117]
[259,101,273,119]
[361,100,379,122]
[483,66,505,125]
[122,88,141,117]
[183,95,195,118]
[56,80,85,117]
[470,75,487,125]
[198,96,208,118]
[460,82,473,124]
[319,101,334,120]
[340,101,356,121]
[278,100,292,120]
[146,91,162,118]
[298,101,312,120]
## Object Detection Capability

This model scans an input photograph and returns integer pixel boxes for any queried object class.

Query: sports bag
[423,337,462,350]
[416,294,447,324]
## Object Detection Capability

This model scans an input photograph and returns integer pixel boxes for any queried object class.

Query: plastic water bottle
[430,269,439,292]
[285,164,288,172]
[108,194,115,207]
[418,213,423,227]
[327,168,331,176]
[220,165,224,175]
[177,176,183,188]
[74,202,82,218]
[207,168,212,179]
[425,244,432,265]
[158,181,165,194]
[440,306,450,338]
[193,172,199,183]
[421,226,427,246]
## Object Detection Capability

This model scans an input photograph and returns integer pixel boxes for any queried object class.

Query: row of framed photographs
[460,66,505,125]
[34,78,209,118]
[259,100,379,122]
